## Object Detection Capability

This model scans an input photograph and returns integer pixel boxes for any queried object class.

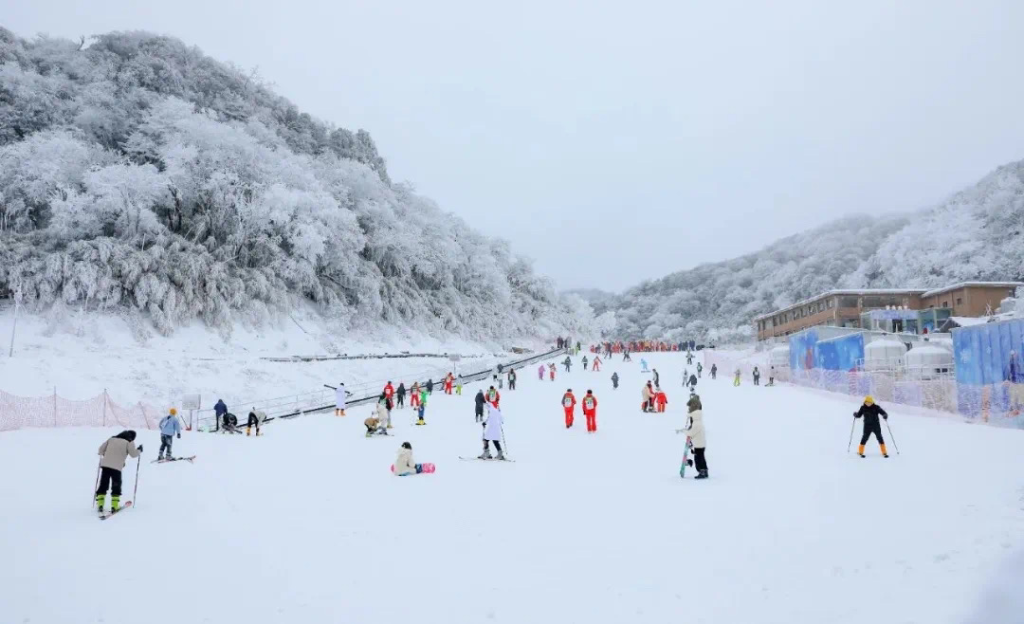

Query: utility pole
[8,290,20,358]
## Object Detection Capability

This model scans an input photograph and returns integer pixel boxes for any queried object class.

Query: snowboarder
[335,383,348,416]
[214,398,228,424]
[710,364,717,380]
[474,389,486,423]
[479,402,505,460]
[396,382,407,408]
[854,396,889,458]
[508,368,517,390]
[611,372,619,389]
[562,388,577,428]
[486,385,501,408]
[158,409,181,461]
[394,442,426,475]
[640,358,649,373]
[246,408,267,436]
[410,382,421,408]
[733,368,741,387]
[677,396,708,479]
[753,367,761,386]
[652,368,660,387]
[592,356,602,372]
[95,430,142,513]
[364,416,388,437]
[697,363,703,378]
[582,356,589,371]
[655,386,668,413]
[641,382,654,413]
[582,390,598,432]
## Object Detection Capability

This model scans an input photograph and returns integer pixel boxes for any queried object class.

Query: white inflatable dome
[864,339,907,371]
[769,345,790,367]
[905,345,954,379]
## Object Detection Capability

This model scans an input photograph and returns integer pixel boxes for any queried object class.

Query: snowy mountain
[605,160,1024,342]
[0,29,594,340]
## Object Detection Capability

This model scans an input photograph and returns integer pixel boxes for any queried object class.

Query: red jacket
[384,384,394,399]
[582,394,598,415]
[655,391,667,406]
[562,392,577,409]
[487,389,501,406]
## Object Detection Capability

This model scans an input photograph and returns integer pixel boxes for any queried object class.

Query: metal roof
[920,281,1023,298]
[753,289,926,321]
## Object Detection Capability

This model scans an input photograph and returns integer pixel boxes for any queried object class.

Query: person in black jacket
[854,396,889,458]
[474,389,486,423]
[396,383,406,409]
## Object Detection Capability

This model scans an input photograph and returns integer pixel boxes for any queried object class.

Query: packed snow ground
[2,353,1024,624]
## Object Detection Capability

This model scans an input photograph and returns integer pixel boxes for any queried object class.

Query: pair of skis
[458,456,515,463]
[99,501,133,520]
[151,455,196,464]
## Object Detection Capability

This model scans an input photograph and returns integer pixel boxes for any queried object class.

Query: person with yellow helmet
[158,408,182,461]
[853,396,889,458]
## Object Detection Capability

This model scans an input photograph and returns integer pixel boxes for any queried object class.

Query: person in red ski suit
[582,390,598,432]
[562,389,577,428]
[549,363,556,381]
[655,387,668,413]
[444,373,454,395]
[410,382,421,407]
[383,382,395,403]
[486,386,501,408]
[592,356,602,372]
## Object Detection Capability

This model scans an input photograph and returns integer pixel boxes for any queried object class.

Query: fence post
[53,386,57,426]
[102,389,107,427]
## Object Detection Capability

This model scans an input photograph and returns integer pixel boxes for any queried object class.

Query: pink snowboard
[390,462,436,474]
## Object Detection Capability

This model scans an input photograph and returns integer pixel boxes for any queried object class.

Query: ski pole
[846,416,856,453]
[132,453,142,506]
[884,419,900,455]
[92,460,101,509]
[500,424,509,457]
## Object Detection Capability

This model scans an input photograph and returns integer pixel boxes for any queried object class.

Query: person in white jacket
[677,398,708,479]
[479,402,506,460]
[394,442,424,476]
[335,383,348,416]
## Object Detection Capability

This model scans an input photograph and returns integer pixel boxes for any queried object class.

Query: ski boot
[96,494,106,514]
[110,496,120,512]
[858,444,866,458]
[478,449,493,460]
[880,444,889,458]
[496,451,506,461]
[695,469,708,480]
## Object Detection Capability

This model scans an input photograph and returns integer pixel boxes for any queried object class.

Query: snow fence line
[260,351,502,363]
[702,351,1024,429]
[195,347,570,432]
[0,389,160,433]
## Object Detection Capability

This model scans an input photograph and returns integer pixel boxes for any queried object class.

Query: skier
[687,353,693,366]
[538,364,546,380]
[582,390,598,433]
[410,382,422,409]
[688,373,698,389]
[655,386,668,413]
[479,402,506,460]
[456,375,464,395]
[854,396,889,458]
[641,382,654,413]
[396,382,407,409]
[426,379,434,395]
[562,388,577,428]
[246,408,267,437]
[753,366,761,386]
[710,364,718,380]
[623,350,632,362]
[640,358,649,373]
[158,409,182,461]
[214,398,228,424]
[611,372,619,389]
[383,381,395,403]
[376,394,392,429]
[335,383,348,417]
[582,356,589,371]
[697,363,703,378]
[564,356,572,373]
[474,389,486,423]
[445,373,454,395]
[768,366,775,387]
[652,368,660,387]
[733,368,741,387]
[394,441,426,476]
[486,385,501,408]
[592,356,601,372]
[549,363,557,381]
[95,430,142,514]
[677,396,708,479]
[508,368,517,390]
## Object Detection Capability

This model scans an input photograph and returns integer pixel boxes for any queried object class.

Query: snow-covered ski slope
[2,353,1023,624]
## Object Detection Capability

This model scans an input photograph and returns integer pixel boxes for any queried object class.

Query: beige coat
[641,385,653,400]
[394,447,416,475]
[98,436,140,470]
[683,410,706,448]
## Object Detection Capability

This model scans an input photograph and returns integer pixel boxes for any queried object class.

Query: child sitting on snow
[394,442,425,475]
[365,417,388,437]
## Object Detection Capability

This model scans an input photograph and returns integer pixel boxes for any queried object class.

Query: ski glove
[137,444,144,452]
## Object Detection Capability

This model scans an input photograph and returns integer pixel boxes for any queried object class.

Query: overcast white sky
[6,1,1024,291]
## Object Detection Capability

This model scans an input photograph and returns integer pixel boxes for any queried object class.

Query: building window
[956,297,963,305]
[943,301,948,308]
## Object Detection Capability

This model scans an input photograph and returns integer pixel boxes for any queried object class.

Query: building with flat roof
[754,282,1021,342]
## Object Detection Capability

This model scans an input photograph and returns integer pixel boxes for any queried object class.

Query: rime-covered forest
[0,29,600,339]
